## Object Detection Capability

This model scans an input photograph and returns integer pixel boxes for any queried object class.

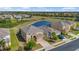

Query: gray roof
[21,25,44,35]
[0,28,9,39]
[64,21,75,25]
[39,26,52,33]
[53,21,65,26]
[53,21,75,27]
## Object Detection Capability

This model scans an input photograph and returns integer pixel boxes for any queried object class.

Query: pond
[32,20,52,27]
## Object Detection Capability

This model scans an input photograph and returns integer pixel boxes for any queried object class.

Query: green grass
[10,29,19,50]
[32,44,42,51]
[76,22,79,27]
[0,19,34,28]
[70,37,76,40]
[44,38,53,44]
[65,34,73,39]
[72,30,79,35]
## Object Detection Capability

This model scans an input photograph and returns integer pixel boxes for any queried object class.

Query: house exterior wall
[63,24,71,33]
[26,32,44,43]
[71,23,76,29]
[26,34,31,43]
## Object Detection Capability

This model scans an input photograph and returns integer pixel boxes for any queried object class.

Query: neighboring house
[0,14,32,20]
[23,14,32,18]
[0,15,5,20]
[52,21,76,33]
[0,28,10,48]
[75,27,79,30]
[64,21,76,29]
[3,14,13,19]
[13,14,23,20]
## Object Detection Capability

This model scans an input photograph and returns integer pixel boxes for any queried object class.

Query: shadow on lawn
[16,33,26,42]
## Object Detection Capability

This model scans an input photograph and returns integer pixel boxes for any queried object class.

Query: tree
[24,37,36,50]
[51,32,59,41]
[0,39,5,50]
[61,32,67,35]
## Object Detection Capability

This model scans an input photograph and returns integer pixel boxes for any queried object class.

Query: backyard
[0,18,34,28]
[0,15,77,28]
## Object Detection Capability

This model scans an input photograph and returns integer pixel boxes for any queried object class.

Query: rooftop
[0,28,9,39]
[21,25,43,35]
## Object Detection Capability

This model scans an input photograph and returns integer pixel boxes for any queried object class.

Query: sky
[0,7,79,12]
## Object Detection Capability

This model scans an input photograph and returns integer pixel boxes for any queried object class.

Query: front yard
[10,29,20,50]
[71,30,79,35]
[65,34,73,39]
[32,44,43,51]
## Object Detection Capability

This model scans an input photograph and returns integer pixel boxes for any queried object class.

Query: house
[0,15,5,20]
[64,21,76,29]
[3,14,13,19]
[13,14,31,20]
[20,25,44,43]
[75,27,79,30]
[20,21,53,43]
[23,14,32,18]
[52,21,76,33]
[13,14,23,20]
[0,28,10,48]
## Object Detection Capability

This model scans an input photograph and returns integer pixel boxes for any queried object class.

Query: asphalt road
[50,38,79,51]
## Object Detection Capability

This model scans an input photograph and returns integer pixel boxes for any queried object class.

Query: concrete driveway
[37,34,52,50]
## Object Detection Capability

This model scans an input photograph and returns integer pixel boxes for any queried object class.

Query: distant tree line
[1,11,79,17]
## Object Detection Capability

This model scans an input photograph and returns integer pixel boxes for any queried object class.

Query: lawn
[10,29,20,50]
[32,44,43,51]
[65,34,73,39]
[70,37,76,40]
[70,26,79,35]
[72,30,79,35]
[0,19,34,28]
[76,22,79,27]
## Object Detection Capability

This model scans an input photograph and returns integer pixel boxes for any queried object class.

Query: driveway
[37,34,52,50]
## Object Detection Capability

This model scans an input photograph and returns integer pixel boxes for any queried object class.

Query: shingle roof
[0,28,9,40]
[21,25,43,35]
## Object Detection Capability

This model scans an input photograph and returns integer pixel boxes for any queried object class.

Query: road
[49,38,79,51]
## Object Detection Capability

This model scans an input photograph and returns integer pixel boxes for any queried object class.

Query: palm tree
[24,37,36,51]
[0,39,5,50]
[51,32,59,41]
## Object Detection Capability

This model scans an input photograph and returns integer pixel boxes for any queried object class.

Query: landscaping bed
[72,30,79,35]
[65,34,73,39]
[32,44,43,51]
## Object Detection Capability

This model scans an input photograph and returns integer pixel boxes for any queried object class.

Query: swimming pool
[32,21,52,27]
